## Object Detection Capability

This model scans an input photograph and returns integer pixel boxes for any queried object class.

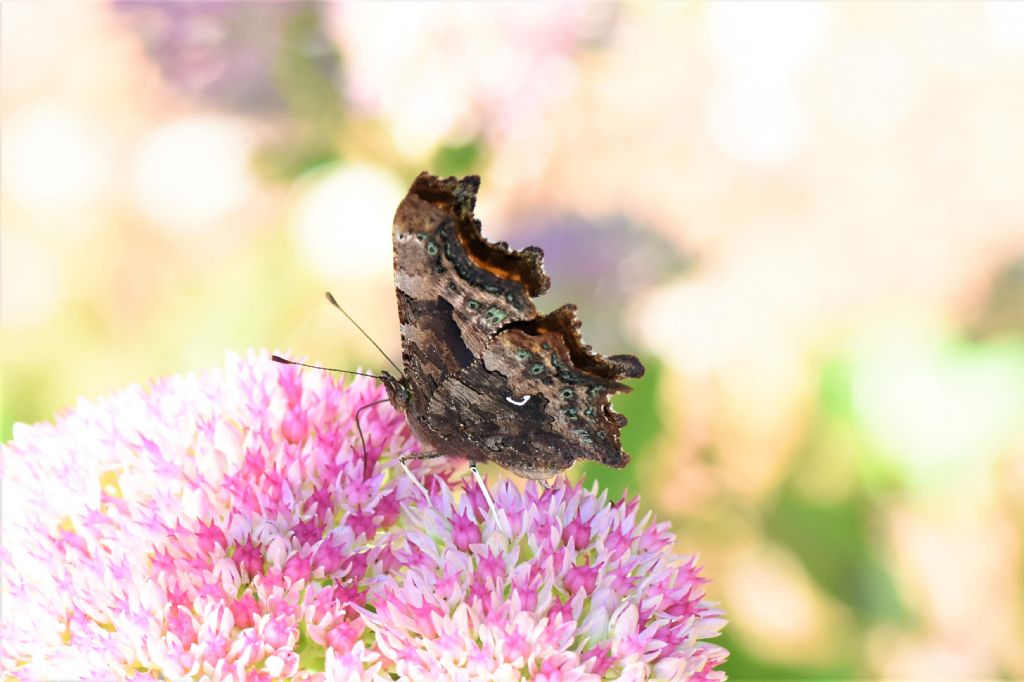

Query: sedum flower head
[1,351,726,681]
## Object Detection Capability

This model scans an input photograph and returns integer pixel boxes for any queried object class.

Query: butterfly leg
[469,462,506,533]
[399,452,443,501]
[354,398,391,480]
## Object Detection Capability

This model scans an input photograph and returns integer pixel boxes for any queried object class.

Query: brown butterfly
[381,172,643,487]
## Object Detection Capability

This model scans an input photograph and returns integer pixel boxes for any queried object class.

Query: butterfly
[379,173,644,493]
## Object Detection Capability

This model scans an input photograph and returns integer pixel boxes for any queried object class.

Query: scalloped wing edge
[505,303,646,387]
[408,172,551,297]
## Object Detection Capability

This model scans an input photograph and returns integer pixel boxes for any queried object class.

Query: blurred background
[3,2,1024,678]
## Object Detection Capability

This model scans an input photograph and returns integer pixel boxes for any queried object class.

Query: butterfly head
[379,371,410,412]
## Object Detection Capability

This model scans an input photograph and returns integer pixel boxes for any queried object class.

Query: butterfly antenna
[324,292,405,377]
[270,355,381,379]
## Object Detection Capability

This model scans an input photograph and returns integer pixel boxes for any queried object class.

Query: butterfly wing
[433,304,643,478]
[391,172,644,477]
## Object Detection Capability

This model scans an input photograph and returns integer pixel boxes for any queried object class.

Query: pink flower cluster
[1,351,727,680]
